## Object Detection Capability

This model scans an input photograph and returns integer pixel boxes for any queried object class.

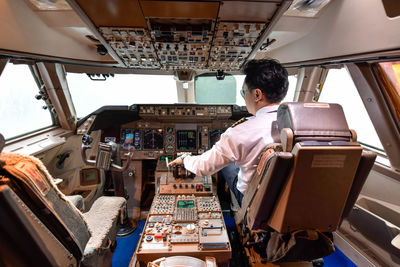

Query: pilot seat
[0,133,127,267]
[234,102,377,265]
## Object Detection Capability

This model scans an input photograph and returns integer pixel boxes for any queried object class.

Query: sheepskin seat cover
[1,152,127,267]
[0,152,90,254]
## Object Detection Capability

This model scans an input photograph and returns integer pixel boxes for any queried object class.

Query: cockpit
[1,0,400,267]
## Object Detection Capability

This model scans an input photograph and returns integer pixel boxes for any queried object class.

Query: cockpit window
[194,74,297,106]
[194,74,238,104]
[66,73,177,118]
[0,63,54,140]
[318,68,384,151]
[283,75,297,102]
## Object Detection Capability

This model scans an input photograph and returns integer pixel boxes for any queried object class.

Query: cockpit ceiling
[70,0,286,71]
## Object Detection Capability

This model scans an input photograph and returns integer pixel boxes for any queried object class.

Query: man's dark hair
[243,59,289,103]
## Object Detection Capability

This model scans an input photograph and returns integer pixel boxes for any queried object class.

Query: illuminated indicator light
[154,232,162,238]
[187,31,192,37]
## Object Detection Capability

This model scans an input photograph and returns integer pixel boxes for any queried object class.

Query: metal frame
[347,63,400,171]
[36,62,77,131]
[65,0,126,67]
[244,0,293,64]
[0,58,9,76]
[293,67,327,102]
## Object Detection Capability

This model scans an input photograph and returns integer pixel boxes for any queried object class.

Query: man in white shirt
[169,59,289,205]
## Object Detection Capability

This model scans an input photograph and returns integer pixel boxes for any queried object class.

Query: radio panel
[199,219,230,249]
[197,196,221,213]
[149,195,175,215]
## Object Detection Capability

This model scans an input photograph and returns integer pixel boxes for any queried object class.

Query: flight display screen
[143,129,164,149]
[120,129,141,150]
[177,200,195,209]
[209,129,224,147]
[160,155,173,162]
[176,130,196,150]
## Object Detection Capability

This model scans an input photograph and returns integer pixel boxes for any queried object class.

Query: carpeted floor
[112,220,145,267]
[323,246,357,267]
[112,218,356,267]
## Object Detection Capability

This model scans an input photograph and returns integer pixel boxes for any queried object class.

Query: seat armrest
[65,195,85,212]
[83,196,126,258]
[341,150,377,221]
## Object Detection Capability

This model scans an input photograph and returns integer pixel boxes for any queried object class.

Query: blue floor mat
[112,220,145,267]
[324,246,357,267]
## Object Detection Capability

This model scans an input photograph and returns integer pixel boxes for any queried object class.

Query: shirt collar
[255,104,280,116]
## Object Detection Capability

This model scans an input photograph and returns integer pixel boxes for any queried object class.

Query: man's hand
[168,157,183,167]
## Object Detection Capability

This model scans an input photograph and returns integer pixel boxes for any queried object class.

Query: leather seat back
[238,103,376,234]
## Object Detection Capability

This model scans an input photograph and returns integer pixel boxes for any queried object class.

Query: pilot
[169,59,289,205]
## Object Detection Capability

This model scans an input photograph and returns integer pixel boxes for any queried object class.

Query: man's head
[242,59,289,114]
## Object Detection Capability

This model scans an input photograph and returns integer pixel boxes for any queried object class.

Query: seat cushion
[83,196,126,257]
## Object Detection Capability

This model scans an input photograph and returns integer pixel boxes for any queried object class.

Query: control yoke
[81,134,133,171]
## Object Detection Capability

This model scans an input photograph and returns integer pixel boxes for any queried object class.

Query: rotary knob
[186,223,196,234]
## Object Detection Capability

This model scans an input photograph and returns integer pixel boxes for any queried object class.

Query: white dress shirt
[183,105,279,193]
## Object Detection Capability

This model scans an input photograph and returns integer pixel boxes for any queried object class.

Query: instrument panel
[100,105,239,158]
[118,124,230,156]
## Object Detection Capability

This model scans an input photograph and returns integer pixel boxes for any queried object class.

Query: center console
[135,160,231,265]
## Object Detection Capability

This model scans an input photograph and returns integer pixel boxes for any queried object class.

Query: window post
[36,62,77,131]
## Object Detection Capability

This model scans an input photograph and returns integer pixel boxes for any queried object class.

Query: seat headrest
[0,134,4,153]
[278,102,352,143]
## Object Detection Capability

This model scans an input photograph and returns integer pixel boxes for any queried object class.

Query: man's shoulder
[231,117,248,128]
[230,115,258,129]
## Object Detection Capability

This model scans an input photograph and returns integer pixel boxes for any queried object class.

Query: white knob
[186,224,195,234]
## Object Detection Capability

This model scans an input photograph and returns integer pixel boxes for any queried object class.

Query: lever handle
[81,144,96,166]
[111,147,134,172]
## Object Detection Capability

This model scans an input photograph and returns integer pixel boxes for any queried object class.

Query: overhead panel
[209,1,279,71]
[72,0,284,71]
[99,27,159,69]
[148,18,214,70]
[140,1,219,70]
[209,22,264,71]
[75,0,146,27]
